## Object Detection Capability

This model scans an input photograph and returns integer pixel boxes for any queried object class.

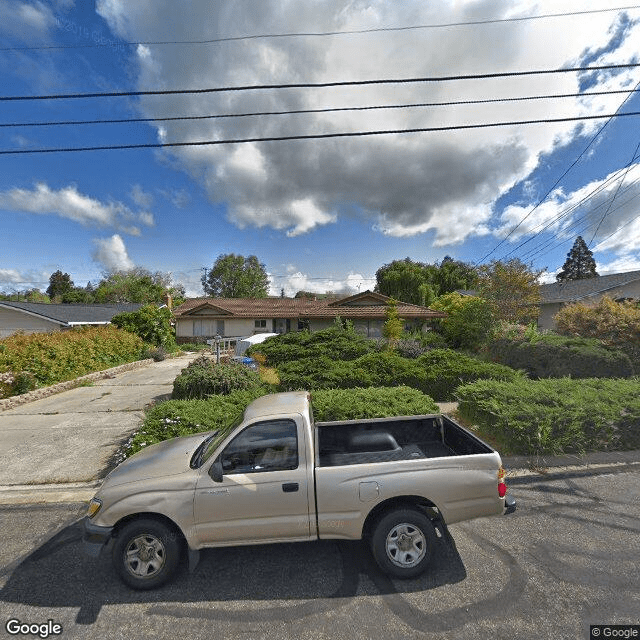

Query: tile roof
[0,302,143,325]
[539,270,640,303]
[174,291,445,320]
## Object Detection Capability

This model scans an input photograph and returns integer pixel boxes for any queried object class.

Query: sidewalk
[0,353,199,495]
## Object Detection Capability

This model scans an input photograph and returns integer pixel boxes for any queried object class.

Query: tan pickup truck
[83,391,515,589]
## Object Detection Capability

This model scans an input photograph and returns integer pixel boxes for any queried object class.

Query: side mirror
[209,459,223,483]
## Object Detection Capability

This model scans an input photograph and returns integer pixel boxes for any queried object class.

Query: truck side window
[220,419,298,474]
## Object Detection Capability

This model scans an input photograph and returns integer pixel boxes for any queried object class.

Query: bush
[430,292,495,349]
[457,377,640,456]
[125,386,439,458]
[312,387,439,421]
[247,325,376,366]
[141,346,167,362]
[415,349,522,400]
[555,296,640,360]
[0,326,144,392]
[172,356,263,399]
[277,348,520,400]
[111,304,175,348]
[488,334,634,378]
[394,338,428,359]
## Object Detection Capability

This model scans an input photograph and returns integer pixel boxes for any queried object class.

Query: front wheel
[370,508,437,579]
[112,519,181,590]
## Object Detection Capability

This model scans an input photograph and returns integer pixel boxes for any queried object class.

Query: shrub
[278,348,520,400]
[125,386,439,458]
[488,334,634,378]
[247,325,376,366]
[311,387,439,421]
[141,346,167,362]
[394,338,428,359]
[0,326,143,392]
[111,304,176,348]
[457,377,640,456]
[172,356,263,399]
[11,371,37,395]
[555,296,640,360]
[430,292,495,349]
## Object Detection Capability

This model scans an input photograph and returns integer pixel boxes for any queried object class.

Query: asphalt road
[0,467,638,640]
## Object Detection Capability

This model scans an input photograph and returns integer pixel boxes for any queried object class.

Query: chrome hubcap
[124,534,166,578]
[385,523,427,568]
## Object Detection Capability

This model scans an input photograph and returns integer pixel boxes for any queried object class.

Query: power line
[2,110,639,155]
[2,63,640,102]
[476,78,640,265]
[3,5,639,52]
[2,88,636,129]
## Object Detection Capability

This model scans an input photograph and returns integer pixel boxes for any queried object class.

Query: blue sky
[1,0,640,297]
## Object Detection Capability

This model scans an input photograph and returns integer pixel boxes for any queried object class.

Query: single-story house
[538,270,640,330]
[0,302,143,339]
[173,290,446,343]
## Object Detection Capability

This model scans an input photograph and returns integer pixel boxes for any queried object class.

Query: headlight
[87,498,102,518]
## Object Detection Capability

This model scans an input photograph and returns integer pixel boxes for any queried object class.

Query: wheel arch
[112,512,187,547]
[361,495,445,541]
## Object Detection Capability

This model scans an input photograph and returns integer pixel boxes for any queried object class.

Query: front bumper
[82,517,114,558]
[504,494,517,515]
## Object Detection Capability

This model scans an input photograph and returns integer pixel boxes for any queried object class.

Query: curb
[0,359,155,412]
[0,482,100,505]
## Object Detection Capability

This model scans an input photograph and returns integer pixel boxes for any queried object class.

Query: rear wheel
[112,519,181,590]
[370,508,437,579]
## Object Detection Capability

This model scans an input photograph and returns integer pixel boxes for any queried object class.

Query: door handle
[282,482,299,492]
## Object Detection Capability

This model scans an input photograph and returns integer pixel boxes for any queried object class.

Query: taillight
[498,467,507,498]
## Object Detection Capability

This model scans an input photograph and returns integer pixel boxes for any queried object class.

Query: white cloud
[92,234,135,272]
[130,184,154,209]
[269,269,376,297]
[597,255,640,274]
[0,183,155,234]
[0,268,51,289]
[495,163,640,253]
[96,0,640,244]
[0,1,55,42]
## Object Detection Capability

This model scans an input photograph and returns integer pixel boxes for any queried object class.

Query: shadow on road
[0,520,467,626]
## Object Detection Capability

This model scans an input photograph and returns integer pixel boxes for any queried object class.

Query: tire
[112,518,181,590]
[370,508,437,579]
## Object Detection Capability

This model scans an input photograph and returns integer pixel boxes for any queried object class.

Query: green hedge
[125,386,439,459]
[277,349,521,400]
[172,356,264,399]
[456,377,640,456]
[0,326,144,394]
[488,334,634,379]
[247,325,377,366]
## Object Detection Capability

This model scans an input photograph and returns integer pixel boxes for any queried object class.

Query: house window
[255,320,267,329]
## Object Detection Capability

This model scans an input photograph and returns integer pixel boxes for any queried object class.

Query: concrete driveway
[0,353,198,495]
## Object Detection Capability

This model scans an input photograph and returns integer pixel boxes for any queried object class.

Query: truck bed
[316,415,491,467]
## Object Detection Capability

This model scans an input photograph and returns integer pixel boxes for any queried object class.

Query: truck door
[194,417,312,545]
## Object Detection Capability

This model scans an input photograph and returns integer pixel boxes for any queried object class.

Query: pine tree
[556,236,599,282]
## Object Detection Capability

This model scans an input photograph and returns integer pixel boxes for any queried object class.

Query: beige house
[0,302,143,339]
[538,270,640,330]
[173,291,445,343]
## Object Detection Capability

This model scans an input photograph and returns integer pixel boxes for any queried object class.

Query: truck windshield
[195,411,245,468]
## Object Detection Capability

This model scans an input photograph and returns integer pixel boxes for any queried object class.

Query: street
[1,467,638,639]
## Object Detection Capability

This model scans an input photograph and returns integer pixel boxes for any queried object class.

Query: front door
[194,418,312,546]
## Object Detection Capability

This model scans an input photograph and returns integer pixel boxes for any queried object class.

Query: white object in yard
[235,332,278,356]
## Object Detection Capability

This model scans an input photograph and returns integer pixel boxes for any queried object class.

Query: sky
[1,0,640,297]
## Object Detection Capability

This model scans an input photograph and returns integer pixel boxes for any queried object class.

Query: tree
[477,259,542,325]
[556,236,598,282]
[432,257,479,295]
[46,270,74,300]
[93,268,184,303]
[375,258,437,306]
[111,304,175,348]
[430,292,495,350]
[202,254,269,298]
[382,298,404,348]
